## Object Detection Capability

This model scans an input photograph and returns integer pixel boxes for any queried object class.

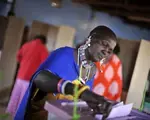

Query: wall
[118,39,140,91]
[0,2,11,16]
[126,40,150,108]
[0,16,8,50]
[0,0,150,45]
[0,17,25,92]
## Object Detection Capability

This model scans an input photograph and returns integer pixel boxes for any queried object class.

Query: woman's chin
[92,58,100,63]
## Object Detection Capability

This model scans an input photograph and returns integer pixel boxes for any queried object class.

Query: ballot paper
[95,102,133,120]
[61,101,133,120]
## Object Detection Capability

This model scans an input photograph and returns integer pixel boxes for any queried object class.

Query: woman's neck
[74,48,93,68]
[74,49,78,65]
[84,48,91,63]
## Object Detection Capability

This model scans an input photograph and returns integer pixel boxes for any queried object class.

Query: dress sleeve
[38,47,74,80]
[16,46,23,63]
[40,46,49,63]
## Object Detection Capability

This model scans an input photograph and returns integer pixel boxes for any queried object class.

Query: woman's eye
[102,41,108,46]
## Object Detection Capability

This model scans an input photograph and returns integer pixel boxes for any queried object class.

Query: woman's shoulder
[46,46,75,63]
[54,46,74,53]
[51,46,74,57]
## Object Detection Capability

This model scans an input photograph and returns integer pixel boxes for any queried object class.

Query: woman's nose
[102,49,112,56]
[102,50,108,56]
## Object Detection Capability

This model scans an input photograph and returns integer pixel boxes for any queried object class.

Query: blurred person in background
[93,44,123,102]
[6,35,49,117]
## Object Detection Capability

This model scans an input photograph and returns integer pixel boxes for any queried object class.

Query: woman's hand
[80,89,113,119]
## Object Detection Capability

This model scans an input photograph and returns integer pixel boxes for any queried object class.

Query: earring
[86,36,91,47]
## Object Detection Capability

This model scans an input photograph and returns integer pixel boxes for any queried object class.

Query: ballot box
[44,100,150,120]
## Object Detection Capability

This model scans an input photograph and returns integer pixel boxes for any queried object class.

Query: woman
[15,26,117,120]
[6,35,49,117]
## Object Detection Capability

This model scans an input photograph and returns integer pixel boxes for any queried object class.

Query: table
[44,100,150,120]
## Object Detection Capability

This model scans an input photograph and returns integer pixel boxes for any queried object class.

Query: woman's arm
[33,70,113,118]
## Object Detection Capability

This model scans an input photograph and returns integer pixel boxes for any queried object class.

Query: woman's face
[88,39,117,62]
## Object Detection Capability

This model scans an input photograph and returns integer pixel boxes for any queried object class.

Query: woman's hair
[113,43,120,55]
[33,35,47,44]
[88,26,117,43]
[76,26,117,49]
